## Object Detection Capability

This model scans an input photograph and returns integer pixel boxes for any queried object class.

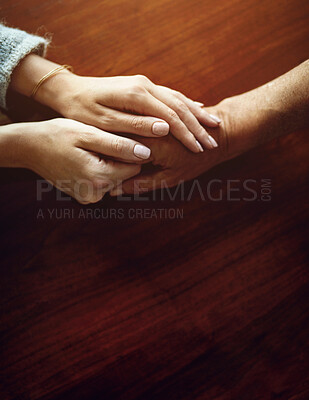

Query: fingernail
[134,144,151,159]
[195,101,204,107]
[152,121,169,136]
[209,114,222,124]
[110,186,124,196]
[196,139,204,152]
[208,135,218,148]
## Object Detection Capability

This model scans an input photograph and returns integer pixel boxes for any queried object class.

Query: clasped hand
[14,60,222,203]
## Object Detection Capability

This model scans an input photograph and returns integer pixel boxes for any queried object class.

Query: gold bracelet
[30,64,73,99]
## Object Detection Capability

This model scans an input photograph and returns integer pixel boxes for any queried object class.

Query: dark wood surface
[0,0,309,399]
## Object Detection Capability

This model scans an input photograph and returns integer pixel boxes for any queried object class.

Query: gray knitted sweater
[0,24,49,109]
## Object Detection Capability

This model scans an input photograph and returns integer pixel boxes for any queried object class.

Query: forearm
[253,59,309,136]
[215,60,309,160]
[0,24,49,109]
[0,123,26,168]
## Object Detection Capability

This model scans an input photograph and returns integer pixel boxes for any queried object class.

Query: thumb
[110,170,173,195]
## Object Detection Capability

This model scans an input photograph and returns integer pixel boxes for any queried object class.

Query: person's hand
[110,135,218,196]
[110,73,300,196]
[37,71,221,153]
[109,105,227,195]
[12,118,151,203]
[109,96,259,196]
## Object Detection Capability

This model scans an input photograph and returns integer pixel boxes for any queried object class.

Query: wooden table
[0,0,308,399]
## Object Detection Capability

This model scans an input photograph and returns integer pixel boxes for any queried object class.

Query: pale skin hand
[0,118,152,203]
[110,60,309,195]
[9,54,221,153]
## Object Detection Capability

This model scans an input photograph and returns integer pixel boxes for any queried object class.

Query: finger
[69,180,108,205]
[105,160,142,186]
[72,153,141,203]
[170,89,222,127]
[150,86,218,150]
[78,161,141,202]
[110,170,175,196]
[79,127,152,162]
[77,189,107,204]
[125,92,202,153]
[70,173,110,204]
[97,107,170,137]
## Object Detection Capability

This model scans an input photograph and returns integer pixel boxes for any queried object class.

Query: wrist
[203,92,270,166]
[201,99,243,168]
[10,53,78,114]
[0,123,29,168]
[34,70,79,113]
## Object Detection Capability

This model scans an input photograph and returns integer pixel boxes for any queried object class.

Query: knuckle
[77,130,95,146]
[98,111,114,126]
[127,75,151,97]
[135,74,150,84]
[111,137,126,154]
[166,108,178,121]
[130,116,146,131]
[174,99,187,114]
[80,194,98,204]
[128,84,147,98]
[90,192,106,203]
[75,176,109,204]
[77,199,90,205]
[173,89,183,99]
[75,188,92,204]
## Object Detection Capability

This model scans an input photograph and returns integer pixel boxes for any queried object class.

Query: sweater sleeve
[0,24,50,109]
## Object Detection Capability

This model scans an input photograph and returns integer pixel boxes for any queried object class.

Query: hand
[9,118,151,203]
[35,68,221,152]
[108,60,309,196]
[109,96,260,196]
[109,104,227,195]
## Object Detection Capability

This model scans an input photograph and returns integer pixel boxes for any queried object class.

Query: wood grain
[0,0,309,399]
